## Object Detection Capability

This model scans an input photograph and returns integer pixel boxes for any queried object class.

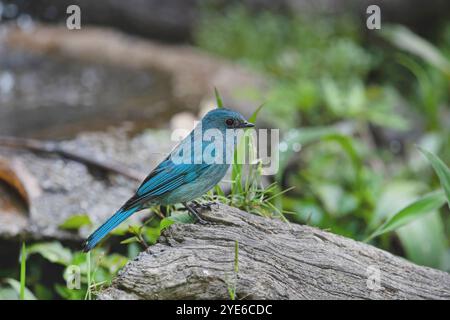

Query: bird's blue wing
[122,157,210,209]
[83,158,210,251]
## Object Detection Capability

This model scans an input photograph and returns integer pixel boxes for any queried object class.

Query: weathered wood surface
[98,204,450,300]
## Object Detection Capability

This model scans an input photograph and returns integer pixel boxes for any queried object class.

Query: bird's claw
[195,215,208,225]
[192,200,218,211]
[183,202,209,224]
[188,209,208,225]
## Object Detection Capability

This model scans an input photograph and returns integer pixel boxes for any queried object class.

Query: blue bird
[83,108,254,251]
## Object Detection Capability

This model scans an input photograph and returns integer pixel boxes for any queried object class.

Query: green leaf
[109,223,130,236]
[397,211,447,270]
[382,25,450,76]
[55,283,85,300]
[314,183,358,217]
[27,242,73,266]
[127,224,141,235]
[214,185,225,197]
[367,190,447,241]
[214,87,224,108]
[419,147,450,208]
[5,279,36,300]
[20,242,26,300]
[369,180,424,230]
[120,236,139,245]
[323,134,362,172]
[168,211,194,224]
[159,218,175,231]
[59,214,92,230]
[0,286,19,299]
[143,227,160,244]
[100,253,128,275]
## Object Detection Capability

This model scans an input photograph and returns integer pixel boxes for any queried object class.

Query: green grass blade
[382,25,450,76]
[20,242,26,300]
[214,185,225,197]
[214,87,224,108]
[85,251,92,300]
[419,147,450,208]
[264,186,295,202]
[249,103,264,123]
[366,190,446,241]
[228,240,239,300]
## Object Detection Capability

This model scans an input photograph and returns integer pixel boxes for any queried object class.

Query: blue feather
[83,205,141,252]
[136,162,210,197]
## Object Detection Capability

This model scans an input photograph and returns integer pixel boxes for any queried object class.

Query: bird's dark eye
[225,118,235,127]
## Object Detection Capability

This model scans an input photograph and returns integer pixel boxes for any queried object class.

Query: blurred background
[0,0,449,299]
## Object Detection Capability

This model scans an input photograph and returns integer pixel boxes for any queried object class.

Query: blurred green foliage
[195,6,450,271]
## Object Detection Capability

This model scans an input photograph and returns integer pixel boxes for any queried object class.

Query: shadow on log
[98,204,450,300]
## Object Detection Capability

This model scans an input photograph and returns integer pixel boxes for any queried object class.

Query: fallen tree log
[98,204,450,300]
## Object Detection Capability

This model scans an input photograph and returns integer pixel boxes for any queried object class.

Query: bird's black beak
[239,121,255,128]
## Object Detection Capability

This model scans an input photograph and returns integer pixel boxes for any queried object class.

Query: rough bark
[98,203,450,300]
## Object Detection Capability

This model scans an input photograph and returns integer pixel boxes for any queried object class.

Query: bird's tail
[83,205,141,252]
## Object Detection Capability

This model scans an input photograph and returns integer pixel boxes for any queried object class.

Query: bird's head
[200,108,254,131]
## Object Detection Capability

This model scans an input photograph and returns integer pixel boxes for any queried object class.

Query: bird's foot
[183,202,208,225]
[189,210,208,225]
[192,200,218,211]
